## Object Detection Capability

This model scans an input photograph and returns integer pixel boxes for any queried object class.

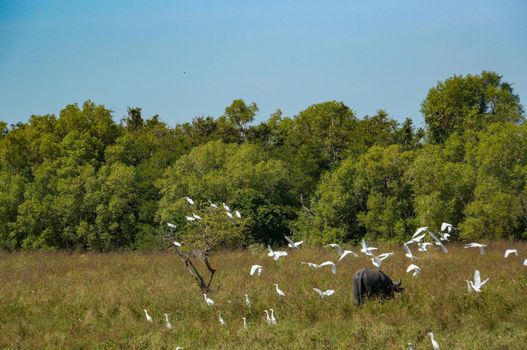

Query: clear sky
[1,0,526,127]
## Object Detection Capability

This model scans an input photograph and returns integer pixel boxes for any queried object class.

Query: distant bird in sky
[250,264,263,276]
[504,249,518,258]
[406,264,421,277]
[185,196,194,205]
[164,313,172,329]
[313,288,335,298]
[143,309,153,322]
[464,242,487,255]
[284,235,303,249]
[203,293,215,306]
[428,332,440,350]
[274,283,286,297]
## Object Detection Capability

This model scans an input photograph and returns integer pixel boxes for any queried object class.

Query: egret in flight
[250,264,263,276]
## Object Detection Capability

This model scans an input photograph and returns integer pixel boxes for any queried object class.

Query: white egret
[417,242,432,252]
[412,226,428,238]
[250,264,263,276]
[371,256,383,270]
[143,309,153,322]
[267,245,288,260]
[428,332,440,350]
[325,243,358,261]
[360,239,378,256]
[243,317,247,330]
[406,233,426,245]
[245,294,251,307]
[164,313,173,329]
[173,241,182,248]
[284,236,303,249]
[469,269,489,293]
[377,252,394,261]
[441,222,453,233]
[226,211,234,220]
[464,242,486,255]
[203,293,215,306]
[301,261,319,269]
[274,283,286,297]
[210,201,218,209]
[318,261,337,274]
[167,222,177,229]
[185,196,195,205]
[403,243,417,259]
[185,216,196,222]
[218,311,226,326]
[270,308,277,325]
[235,210,242,218]
[192,213,202,220]
[429,232,448,253]
[313,288,336,298]
[406,264,421,277]
[524,259,527,266]
[504,249,518,258]
[264,310,272,325]
[222,203,230,212]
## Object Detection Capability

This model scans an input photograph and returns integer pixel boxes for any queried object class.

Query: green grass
[1,242,527,349]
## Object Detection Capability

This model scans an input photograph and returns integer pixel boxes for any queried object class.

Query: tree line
[0,71,525,250]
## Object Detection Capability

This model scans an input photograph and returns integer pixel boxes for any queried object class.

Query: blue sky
[1,0,526,127]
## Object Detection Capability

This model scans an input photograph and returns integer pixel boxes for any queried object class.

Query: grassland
[1,241,527,349]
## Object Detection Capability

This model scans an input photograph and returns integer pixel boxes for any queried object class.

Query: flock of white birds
[146,197,527,349]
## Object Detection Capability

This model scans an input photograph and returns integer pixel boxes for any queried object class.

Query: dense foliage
[0,71,525,250]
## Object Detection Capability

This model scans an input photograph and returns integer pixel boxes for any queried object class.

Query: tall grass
[1,242,526,349]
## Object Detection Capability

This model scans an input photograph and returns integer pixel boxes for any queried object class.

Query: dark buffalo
[353,268,403,305]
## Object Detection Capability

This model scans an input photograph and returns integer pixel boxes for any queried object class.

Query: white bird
[428,332,440,350]
[242,317,247,330]
[441,222,453,233]
[407,342,414,350]
[301,261,319,269]
[406,264,421,277]
[185,196,195,205]
[469,269,489,293]
[222,203,230,212]
[429,232,448,253]
[406,233,426,245]
[524,259,527,266]
[245,294,251,307]
[377,252,394,261]
[412,226,428,238]
[464,242,487,255]
[270,309,277,325]
[313,288,336,298]
[438,232,450,241]
[185,216,196,222]
[192,213,202,220]
[250,264,263,276]
[167,222,177,229]
[209,201,218,209]
[466,279,472,292]
[264,310,272,325]
[360,239,378,256]
[371,256,383,270]
[325,243,358,261]
[203,293,215,306]
[267,245,288,260]
[284,235,303,249]
[504,249,518,258]
[235,210,242,218]
[143,309,153,322]
[164,313,172,329]
[318,261,337,274]
[417,242,432,252]
[226,211,234,220]
[173,241,182,248]
[403,243,417,259]
[218,312,226,326]
[274,283,286,297]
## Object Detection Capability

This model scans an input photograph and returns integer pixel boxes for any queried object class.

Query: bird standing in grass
[428,332,440,350]
[274,283,286,297]
[164,313,172,329]
[245,294,251,307]
[218,311,226,326]
[242,317,247,330]
[270,309,277,325]
[203,293,215,306]
[143,309,153,322]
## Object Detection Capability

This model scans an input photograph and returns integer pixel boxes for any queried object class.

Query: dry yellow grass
[1,241,527,349]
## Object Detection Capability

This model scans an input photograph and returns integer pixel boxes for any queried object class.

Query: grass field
[1,241,527,349]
